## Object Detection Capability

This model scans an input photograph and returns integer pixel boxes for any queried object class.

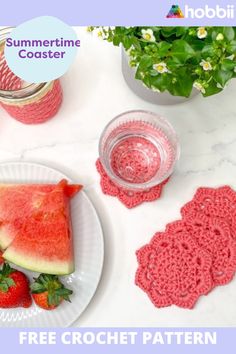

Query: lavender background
[0,328,234,354]
[0,0,235,25]
[0,1,236,352]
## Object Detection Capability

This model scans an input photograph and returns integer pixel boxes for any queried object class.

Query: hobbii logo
[185,4,235,18]
[166,4,235,19]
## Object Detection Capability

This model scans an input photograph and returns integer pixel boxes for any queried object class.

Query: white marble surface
[0,27,236,327]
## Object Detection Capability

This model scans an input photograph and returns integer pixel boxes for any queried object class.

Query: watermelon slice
[0,184,56,249]
[0,180,82,275]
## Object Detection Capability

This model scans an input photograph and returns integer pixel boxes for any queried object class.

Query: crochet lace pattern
[0,53,62,124]
[167,219,236,286]
[136,231,212,309]
[181,186,236,240]
[96,159,169,208]
[135,186,236,309]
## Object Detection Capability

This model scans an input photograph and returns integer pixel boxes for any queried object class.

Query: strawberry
[0,250,4,265]
[30,274,73,310]
[0,263,32,308]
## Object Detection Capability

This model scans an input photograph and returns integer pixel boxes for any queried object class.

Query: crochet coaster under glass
[96,159,169,208]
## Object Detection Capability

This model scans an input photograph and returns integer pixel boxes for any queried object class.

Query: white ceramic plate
[0,162,104,327]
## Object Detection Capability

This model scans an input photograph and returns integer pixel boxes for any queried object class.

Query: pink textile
[135,186,236,309]
[96,159,169,208]
[0,53,62,124]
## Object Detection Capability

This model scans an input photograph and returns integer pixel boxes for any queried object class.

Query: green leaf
[214,69,233,86]
[149,69,158,77]
[203,79,222,97]
[123,36,132,50]
[4,278,15,287]
[189,39,206,52]
[0,283,8,292]
[131,38,142,51]
[112,35,121,46]
[55,288,73,297]
[227,40,236,52]
[1,263,15,277]
[138,55,153,70]
[0,263,16,292]
[48,293,56,306]
[202,44,215,57]
[157,41,172,57]
[30,282,45,293]
[171,40,195,63]
[161,27,178,38]
[167,76,194,97]
[148,74,168,92]
[221,59,236,71]
[63,295,71,302]
[135,67,144,80]
[176,27,188,37]
[31,273,73,305]
[222,27,235,41]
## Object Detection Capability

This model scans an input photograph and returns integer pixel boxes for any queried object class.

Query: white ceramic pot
[121,48,198,105]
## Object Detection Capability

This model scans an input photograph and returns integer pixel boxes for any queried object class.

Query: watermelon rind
[3,248,74,275]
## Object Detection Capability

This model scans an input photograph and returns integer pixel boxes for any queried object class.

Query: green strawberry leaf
[222,27,235,41]
[0,283,8,292]
[227,40,236,52]
[0,263,16,292]
[157,41,172,57]
[4,278,15,287]
[138,55,153,70]
[214,69,233,86]
[55,288,73,296]
[171,40,195,63]
[221,59,236,71]
[30,282,46,293]
[203,79,222,97]
[31,273,73,305]
[0,263,15,277]
[202,44,215,58]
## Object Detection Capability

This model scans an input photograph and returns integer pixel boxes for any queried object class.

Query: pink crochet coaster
[96,159,169,208]
[135,185,236,309]
[136,230,213,309]
[181,186,236,240]
[167,218,236,286]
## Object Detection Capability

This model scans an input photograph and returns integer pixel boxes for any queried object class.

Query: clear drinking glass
[99,110,180,191]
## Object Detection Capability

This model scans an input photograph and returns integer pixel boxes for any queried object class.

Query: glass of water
[99,110,180,191]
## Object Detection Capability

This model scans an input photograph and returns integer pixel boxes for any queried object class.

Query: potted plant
[88,26,236,105]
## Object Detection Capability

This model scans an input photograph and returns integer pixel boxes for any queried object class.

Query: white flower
[200,60,212,71]
[216,33,224,41]
[193,81,206,94]
[141,29,155,42]
[153,62,169,74]
[197,27,208,39]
